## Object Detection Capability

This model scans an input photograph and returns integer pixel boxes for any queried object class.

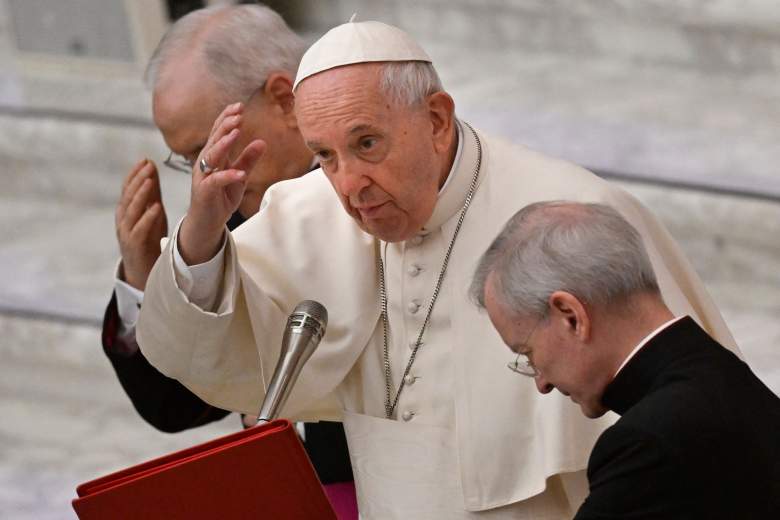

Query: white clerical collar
[613,315,687,377]
[437,120,463,195]
[421,119,482,233]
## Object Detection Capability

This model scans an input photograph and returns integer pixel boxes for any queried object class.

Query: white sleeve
[113,260,143,349]
[114,263,144,325]
[171,220,228,312]
[137,173,373,420]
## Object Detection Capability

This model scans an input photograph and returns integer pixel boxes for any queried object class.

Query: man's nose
[535,375,555,394]
[334,161,371,200]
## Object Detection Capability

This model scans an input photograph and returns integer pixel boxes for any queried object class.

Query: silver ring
[199,157,215,175]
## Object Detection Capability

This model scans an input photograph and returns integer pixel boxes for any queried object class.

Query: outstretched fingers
[230,139,266,174]
[196,128,241,178]
[207,102,242,141]
[195,104,243,176]
[201,168,247,191]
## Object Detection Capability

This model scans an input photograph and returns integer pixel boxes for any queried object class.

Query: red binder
[72,419,336,519]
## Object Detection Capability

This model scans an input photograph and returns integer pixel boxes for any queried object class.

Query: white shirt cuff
[110,260,142,353]
[113,259,144,336]
[172,218,227,312]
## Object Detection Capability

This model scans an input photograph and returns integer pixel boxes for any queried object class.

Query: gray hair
[145,4,305,106]
[470,201,660,318]
[379,61,444,106]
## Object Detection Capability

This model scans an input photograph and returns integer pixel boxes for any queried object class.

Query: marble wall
[297,0,780,71]
[0,1,778,518]
[0,315,235,520]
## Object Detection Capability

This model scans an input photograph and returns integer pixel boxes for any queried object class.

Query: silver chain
[380,122,483,419]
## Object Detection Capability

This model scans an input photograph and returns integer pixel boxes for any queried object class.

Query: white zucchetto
[293,20,432,90]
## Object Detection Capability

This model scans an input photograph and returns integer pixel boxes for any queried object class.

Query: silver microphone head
[288,300,328,340]
[256,300,328,423]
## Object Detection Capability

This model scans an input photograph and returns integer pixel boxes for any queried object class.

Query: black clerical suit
[102,211,353,485]
[574,316,780,520]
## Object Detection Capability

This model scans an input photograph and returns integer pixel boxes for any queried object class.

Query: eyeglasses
[163,151,195,174]
[507,319,541,377]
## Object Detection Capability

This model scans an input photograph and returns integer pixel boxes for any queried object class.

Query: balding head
[473,201,672,419]
[471,201,661,318]
[147,5,304,108]
[150,4,305,160]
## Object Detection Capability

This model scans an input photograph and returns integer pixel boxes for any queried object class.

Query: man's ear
[263,72,296,118]
[426,91,456,154]
[548,291,592,342]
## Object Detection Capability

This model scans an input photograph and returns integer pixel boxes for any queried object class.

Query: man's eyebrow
[349,124,377,135]
[306,124,380,149]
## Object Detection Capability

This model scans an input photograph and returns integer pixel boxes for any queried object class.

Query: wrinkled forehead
[295,62,385,102]
[294,63,396,135]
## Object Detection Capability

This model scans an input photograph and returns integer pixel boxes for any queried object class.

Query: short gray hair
[379,61,444,106]
[470,201,660,318]
[145,4,305,106]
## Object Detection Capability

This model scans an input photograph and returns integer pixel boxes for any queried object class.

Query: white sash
[342,410,575,519]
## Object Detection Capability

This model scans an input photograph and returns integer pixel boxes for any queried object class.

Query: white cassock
[138,120,737,519]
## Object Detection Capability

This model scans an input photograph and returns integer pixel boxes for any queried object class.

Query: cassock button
[403,374,416,386]
[409,235,424,246]
[407,301,421,314]
[409,340,423,350]
[407,264,421,277]
[401,410,415,422]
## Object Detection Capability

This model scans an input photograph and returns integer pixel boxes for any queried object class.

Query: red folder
[72,419,336,519]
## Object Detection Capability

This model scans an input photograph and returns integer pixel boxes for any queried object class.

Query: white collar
[422,119,483,233]
[436,120,463,195]
[613,315,686,377]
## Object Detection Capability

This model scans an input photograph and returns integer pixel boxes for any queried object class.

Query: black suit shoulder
[575,422,695,520]
[622,334,780,477]
[585,318,780,519]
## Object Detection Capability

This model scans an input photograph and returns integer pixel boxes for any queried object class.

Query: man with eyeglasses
[471,201,780,520]
[102,5,356,515]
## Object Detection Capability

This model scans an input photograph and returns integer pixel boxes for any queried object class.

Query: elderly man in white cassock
[137,19,739,519]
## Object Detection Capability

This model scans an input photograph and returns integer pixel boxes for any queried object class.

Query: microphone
[256,300,328,423]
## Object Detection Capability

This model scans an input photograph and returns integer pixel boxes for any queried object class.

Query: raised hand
[178,102,266,265]
[115,158,168,290]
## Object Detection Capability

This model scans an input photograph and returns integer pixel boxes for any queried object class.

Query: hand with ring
[198,156,215,175]
[179,101,266,265]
